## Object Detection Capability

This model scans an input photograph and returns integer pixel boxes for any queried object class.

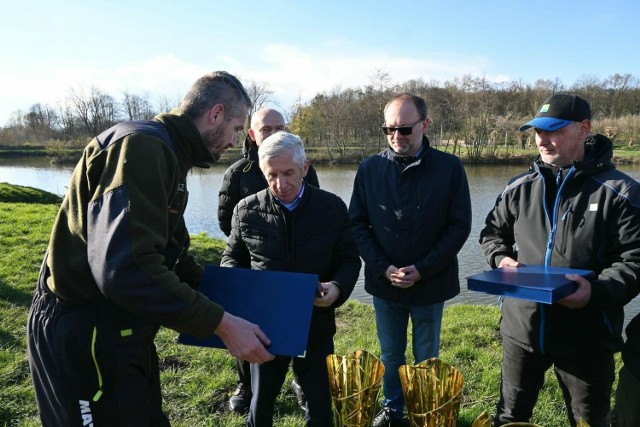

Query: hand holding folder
[179,266,319,357]
[467,265,594,304]
[214,311,275,364]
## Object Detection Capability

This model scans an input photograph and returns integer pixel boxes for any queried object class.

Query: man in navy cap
[480,94,640,426]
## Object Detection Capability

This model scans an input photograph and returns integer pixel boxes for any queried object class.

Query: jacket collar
[155,109,215,171]
[387,135,431,166]
[534,134,615,178]
[244,138,259,161]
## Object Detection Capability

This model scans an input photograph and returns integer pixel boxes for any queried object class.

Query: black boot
[228,383,251,414]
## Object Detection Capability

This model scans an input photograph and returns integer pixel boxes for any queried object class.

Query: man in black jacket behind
[221,131,360,426]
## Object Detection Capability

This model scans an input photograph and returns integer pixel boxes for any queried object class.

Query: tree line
[288,71,640,162]
[2,71,640,163]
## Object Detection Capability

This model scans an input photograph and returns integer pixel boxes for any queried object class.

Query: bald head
[248,108,286,146]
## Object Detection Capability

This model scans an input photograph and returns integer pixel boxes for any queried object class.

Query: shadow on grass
[0,328,21,349]
[0,277,33,308]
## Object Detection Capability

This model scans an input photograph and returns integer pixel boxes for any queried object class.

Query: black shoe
[228,383,251,414]
[290,379,307,411]
[373,406,402,427]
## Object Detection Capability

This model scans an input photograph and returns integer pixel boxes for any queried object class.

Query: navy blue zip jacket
[349,136,472,305]
[480,134,640,354]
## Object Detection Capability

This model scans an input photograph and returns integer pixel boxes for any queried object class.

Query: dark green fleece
[45,109,223,339]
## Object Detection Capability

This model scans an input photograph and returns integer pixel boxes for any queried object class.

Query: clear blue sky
[2,0,639,125]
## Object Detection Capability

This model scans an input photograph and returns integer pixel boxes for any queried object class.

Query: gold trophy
[398,358,464,427]
[472,411,492,427]
[326,350,385,427]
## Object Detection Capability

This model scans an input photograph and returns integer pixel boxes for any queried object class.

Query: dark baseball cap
[519,94,591,132]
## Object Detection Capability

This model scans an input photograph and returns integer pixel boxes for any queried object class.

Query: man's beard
[205,125,225,161]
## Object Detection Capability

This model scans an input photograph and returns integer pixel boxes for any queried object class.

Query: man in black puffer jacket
[217,108,318,413]
[221,131,360,427]
[480,94,640,427]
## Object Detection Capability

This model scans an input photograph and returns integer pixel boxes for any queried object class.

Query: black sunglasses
[381,119,422,136]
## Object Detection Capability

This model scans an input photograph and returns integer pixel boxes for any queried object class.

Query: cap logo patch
[540,104,551,113]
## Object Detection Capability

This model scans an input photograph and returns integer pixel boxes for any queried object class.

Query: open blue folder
[178,266,318,357]
[467,266,594,304]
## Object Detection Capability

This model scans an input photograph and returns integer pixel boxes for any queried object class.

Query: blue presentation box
[179,265,318,357]
[467,266,594,304]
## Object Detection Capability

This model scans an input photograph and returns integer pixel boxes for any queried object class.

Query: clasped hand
[386,265,421,289]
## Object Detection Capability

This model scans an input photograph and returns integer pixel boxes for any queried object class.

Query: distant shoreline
[2,146,640,166]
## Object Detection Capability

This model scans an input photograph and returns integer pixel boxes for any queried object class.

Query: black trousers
[27,277,170,427]
[247,331,334,427]
[237,358,252,387]
[494,338,614,427]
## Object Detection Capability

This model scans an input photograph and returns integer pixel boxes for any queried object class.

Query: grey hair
[180,71,252,120]
[258,132,307,170]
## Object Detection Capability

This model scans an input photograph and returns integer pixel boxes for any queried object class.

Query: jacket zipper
[540,167,575,353]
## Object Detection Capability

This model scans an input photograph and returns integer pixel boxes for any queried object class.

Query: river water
[1,156,639,327]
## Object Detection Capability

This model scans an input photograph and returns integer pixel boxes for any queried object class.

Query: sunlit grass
[0,183,621,426]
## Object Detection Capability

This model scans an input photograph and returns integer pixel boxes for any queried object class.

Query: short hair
[258,132,307,170]
[180,71,252,120]
[384,93,428,120]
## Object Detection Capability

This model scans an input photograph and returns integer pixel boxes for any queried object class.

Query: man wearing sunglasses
[349,93,472,427]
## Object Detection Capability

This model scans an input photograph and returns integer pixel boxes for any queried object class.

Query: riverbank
[3,143,640,166]
[0,183,622,426]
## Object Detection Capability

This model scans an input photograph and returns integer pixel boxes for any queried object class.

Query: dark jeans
[27,277,169,427]
[247,332,334,427]
[495,338,614,427]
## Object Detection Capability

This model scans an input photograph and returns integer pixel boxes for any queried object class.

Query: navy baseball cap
[519,94,591,132]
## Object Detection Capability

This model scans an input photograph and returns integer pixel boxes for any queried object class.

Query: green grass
[0,183,621,426]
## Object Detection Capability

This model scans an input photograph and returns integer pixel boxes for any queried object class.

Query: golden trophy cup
[398,357,464,427]
[326,350,385,427]
[472,410,492,427]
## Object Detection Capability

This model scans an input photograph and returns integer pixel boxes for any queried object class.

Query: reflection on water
[1,157,639,326]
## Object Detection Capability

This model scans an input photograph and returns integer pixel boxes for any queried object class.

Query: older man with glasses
[348,92,472,427]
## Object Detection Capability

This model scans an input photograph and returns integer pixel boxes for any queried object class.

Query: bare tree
[57,100,80,140]
[369,68,393,150]
[122,91,156,120]
[67,86,118,136]
[156,94,182,115]
[26,103,58,142]
[245,80,273,117]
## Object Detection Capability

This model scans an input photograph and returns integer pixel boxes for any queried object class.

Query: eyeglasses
[381,119,422,136]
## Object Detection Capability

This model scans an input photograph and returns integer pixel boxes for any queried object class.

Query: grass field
[0,183,621,426]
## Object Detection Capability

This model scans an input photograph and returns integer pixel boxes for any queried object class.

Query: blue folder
[466,265,594,304]
[179,266,318,357]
